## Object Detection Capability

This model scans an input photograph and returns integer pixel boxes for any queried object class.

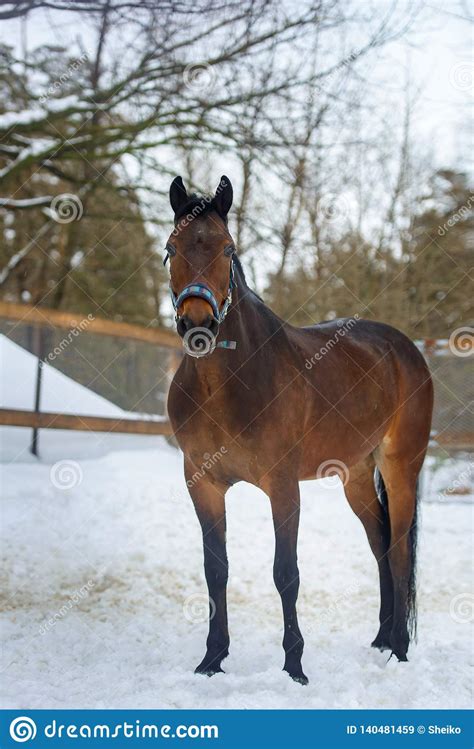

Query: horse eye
[224,244,235,257]
[163,243,176,265]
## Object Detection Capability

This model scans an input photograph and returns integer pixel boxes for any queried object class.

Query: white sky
[0,0,471,174]
[0,0,471,304]
[382,0,472,170]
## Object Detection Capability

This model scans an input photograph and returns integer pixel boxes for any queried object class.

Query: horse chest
[169,367,279,483]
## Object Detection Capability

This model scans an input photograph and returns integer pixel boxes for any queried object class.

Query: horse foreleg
[185,464,229,676]
[265,477,307,685]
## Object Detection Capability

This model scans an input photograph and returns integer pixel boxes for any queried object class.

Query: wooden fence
[0,302,472,453]
[0,302,181,451]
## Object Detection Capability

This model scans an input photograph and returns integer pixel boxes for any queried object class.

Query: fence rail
[0,301,180,349]
[0,302,472,454]
[430,431,474,450]
[0,408,173,435]
[0,302,181,451]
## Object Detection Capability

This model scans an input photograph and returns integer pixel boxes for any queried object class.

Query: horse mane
[232,253,264,303]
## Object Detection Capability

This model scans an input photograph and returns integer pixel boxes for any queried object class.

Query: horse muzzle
[175,299,219,358]
[180,322,219,358]
[177,313,219,337]
[170,264,236,357]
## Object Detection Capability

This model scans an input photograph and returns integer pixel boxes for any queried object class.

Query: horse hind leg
[375,452,420,662]
[343,457,394,651]
[374,352,431,661]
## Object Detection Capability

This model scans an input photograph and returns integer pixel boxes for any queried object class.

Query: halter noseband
[167,245,236,327]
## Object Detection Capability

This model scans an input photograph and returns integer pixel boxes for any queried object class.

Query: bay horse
[166,175,433,684]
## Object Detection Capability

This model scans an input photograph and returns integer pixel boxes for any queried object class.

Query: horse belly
[298,380,394,480]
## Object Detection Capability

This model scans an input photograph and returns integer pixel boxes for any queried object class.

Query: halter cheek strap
[170,258,236,325]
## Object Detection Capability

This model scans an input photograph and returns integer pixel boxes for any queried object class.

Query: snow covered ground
[0,335,165,463]
[0,337,472,709]
[1,438,472,710]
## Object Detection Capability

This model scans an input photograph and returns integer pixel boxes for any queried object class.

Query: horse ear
[214,175,233,218]
[169,176,188,215]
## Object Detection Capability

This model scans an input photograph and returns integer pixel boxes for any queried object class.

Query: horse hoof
[285,668,309,685]
[371,634,391,652]
[391,651,409,663]
[389,633,409,662]
[195,662,225,677]
[292,673,309,685]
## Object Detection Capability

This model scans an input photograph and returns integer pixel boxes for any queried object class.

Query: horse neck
[182,260,285,378]
[220,258,288,346]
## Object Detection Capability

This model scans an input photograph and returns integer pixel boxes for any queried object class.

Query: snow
[423,454,473,504]
[0,109,43,129]
[0,335,165,462]
[0,443,472,710]
[0,97,89,130]
[0,196,53,208]
[0,337,472,709]
[0,139,57,181]
[0,335,125,417]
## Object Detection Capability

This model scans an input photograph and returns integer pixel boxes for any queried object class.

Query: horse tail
[375,468,419,640]
[406,479,419,640]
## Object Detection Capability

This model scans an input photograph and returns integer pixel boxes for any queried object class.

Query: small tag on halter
[216,340,237,350]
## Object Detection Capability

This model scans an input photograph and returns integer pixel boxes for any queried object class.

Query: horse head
[166,175,235,356]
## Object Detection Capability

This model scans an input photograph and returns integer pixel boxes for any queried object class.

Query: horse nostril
[177,315,194,337]
[202,315,219,336]
[177,314,218,338]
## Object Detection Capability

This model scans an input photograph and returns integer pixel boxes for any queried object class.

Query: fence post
[30,325,45,457]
